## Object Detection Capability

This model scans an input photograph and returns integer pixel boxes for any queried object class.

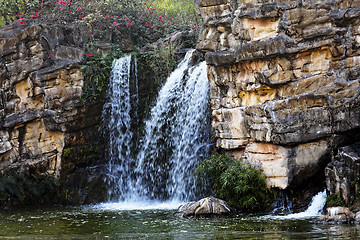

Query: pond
[1,203,359,239]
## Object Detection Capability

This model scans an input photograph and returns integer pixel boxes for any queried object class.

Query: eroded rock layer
[0,23,105,204]
[196,0,360,189]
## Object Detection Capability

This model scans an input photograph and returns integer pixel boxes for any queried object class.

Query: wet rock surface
[316,207,355,224]
[196,0,360,190]
[174,197,234,218]
[326,143,360,204]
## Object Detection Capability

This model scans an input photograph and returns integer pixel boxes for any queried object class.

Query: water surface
[1,206,359,239]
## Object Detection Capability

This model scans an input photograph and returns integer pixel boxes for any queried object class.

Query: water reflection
[0,207,359,239]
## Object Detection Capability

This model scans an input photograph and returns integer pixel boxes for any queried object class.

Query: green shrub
[81,46,123,103]
[196,150,276,211]
[0,174,59,206]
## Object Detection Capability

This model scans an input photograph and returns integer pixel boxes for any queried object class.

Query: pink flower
[85,53,93,57]
[145,21,153,28]
[112,22,119,27]
[18,18,26,24]
[59,0,67,5]
[126,22,133,27]
[70,33,73,36]
[158,16,163,21]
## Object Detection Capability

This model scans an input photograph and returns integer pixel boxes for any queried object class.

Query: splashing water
[271,190,327,219]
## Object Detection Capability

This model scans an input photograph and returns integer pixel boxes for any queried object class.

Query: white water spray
[271,190,327,219]
[102,55,134,201]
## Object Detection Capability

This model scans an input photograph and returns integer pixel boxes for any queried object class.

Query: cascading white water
[101,51,210,208]
[102,55,134,201]
[131,50,210,202]
[167,61,210,201]
[270,190,327,219]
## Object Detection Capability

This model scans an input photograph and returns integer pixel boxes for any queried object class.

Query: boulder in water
[174,197,234,218]
[316,207,355,224]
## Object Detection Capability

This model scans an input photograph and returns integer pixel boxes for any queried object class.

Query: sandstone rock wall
[196,0,360,189]
[0,23,106,204]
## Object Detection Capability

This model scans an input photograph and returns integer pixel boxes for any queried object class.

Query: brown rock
[196,0,360,190]
[316,207,355,224]
[174,196,234,218]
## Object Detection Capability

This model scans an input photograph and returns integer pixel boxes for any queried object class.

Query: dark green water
[1,206,359,239]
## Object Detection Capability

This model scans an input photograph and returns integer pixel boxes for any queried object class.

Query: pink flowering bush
[1,0,201,50]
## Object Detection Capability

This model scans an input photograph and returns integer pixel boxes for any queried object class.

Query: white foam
[265,189,327,220]
[92,200,182,211]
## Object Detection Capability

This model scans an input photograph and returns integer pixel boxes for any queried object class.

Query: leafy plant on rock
[81,45,123,103]
[196,149,276,211]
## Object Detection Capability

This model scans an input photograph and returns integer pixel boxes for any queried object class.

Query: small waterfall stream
[102,55,134,201]
[268,190,327,219]
[102,51,210,207]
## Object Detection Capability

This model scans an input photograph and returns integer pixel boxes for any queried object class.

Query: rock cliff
[0,23,106,204]
[196,0,360,190]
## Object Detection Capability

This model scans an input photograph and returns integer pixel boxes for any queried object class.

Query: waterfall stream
[102,55,134,201]
[102,51,210,207]
[267,190,327,219]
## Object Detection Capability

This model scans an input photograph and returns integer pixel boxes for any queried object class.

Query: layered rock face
[0,23,105,203]
[326,143,360,204]
[196,0,360,189]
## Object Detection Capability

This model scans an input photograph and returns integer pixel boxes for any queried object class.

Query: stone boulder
[316,207,355,224]
[174,196,234,218]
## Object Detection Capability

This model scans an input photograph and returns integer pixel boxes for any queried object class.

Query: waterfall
[133,51,210,202]
[101,51,210,207]
[271,191,292,214]
[102,55,134,201]
[269,190,327,219]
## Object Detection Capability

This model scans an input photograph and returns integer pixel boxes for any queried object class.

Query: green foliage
[137,47,178,86]
[135,46,179,125]
[0,0,40,26]
[0,174,59,206]
[81,46,123,103]
[196,150,276,211]
[327,192,346,207]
